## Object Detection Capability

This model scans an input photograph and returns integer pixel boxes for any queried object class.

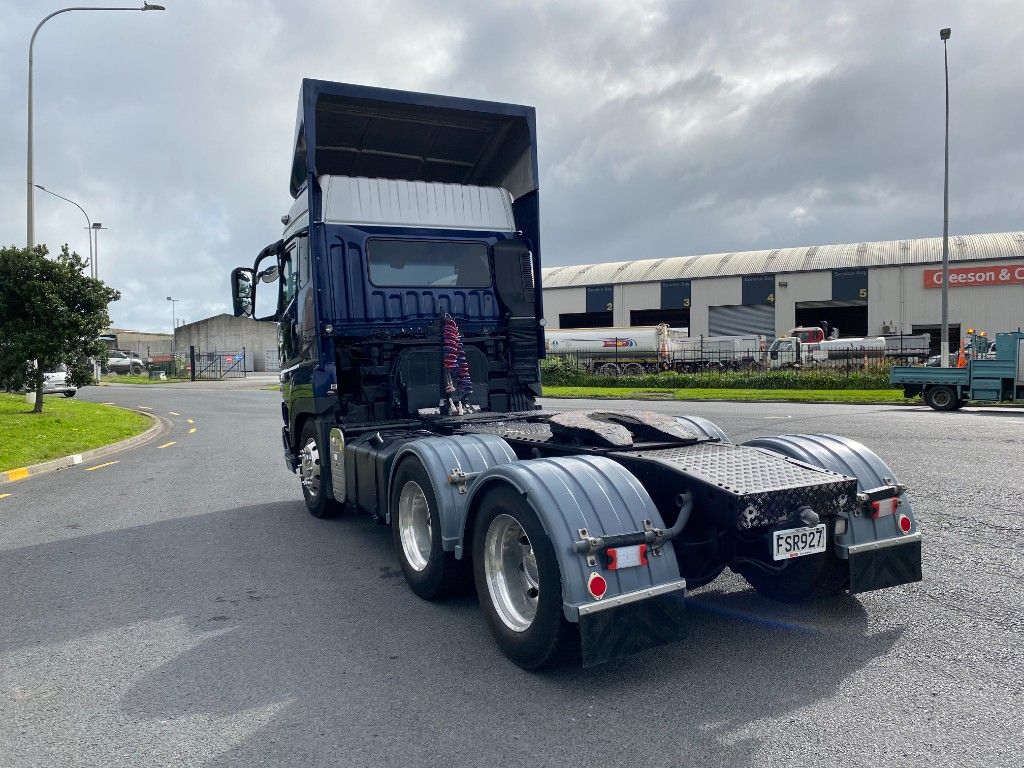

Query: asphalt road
[2,386,1022,767]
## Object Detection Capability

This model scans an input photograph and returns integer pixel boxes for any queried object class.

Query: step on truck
[230,80,923,669]
[890,330,1024,410]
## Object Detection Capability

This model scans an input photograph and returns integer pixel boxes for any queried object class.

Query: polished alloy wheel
[299,436,320,497]
[484,513,539,632]
[398,480,432,572]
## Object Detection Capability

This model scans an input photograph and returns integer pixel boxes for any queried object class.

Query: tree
[0,244,119,413]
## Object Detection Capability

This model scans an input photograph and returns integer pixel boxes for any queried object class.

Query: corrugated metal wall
[708,305,775,337]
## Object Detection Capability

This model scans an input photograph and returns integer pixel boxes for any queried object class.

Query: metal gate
[190,348,247,380]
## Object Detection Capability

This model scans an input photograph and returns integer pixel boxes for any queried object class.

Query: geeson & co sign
[923,264,1024,288]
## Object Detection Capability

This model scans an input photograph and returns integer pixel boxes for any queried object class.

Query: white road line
[137,406,153,411]
[188,427,197,434]
[169,411,180,416]
[157,441,176,449]
[186,418,194,424]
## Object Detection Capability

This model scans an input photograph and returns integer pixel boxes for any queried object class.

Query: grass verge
[0,393,150,471]
[541,387,917,405]
[98,374,184,385]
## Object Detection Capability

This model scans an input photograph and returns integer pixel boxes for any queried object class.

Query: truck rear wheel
[596,363,620,376]
[924,385,959,411]
[390,458,468,600]
[622,363,644,376]
[472,485,578,669]
[298,421,343,519]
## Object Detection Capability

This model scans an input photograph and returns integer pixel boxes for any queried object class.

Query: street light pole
[26,3,166,248]
[91,224,107,280]
[939,27,951,367]
[33,184,93,274]
[166,297,179,349]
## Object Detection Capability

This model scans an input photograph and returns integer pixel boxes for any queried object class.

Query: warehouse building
[541,231,1024,352]
[173,314,280,372]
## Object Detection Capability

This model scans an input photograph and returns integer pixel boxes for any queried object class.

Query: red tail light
[897,513,913,535]
[870,498,899,518]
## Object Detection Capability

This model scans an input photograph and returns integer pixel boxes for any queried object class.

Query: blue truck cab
[230,80,923,669]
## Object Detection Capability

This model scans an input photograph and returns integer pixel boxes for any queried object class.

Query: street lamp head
[166,296,173,301]
[141,3,166,10]
[92,222,102,229]
[940,27,951,40]
[34,184,46,191]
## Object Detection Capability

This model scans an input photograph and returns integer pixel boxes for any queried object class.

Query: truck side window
[282,245,299,306]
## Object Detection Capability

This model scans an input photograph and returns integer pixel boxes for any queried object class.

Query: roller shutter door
[708,305,775,337]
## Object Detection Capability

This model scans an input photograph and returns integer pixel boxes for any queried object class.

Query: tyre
[924,385,959,411]
[596,363,620,376]
[733,522,849,602]
[390,457,467,600]
[622,363,644,376]
[472,485,578,669]
[63,391,76,398]
[298,420,343,518]
[130,364,143,375]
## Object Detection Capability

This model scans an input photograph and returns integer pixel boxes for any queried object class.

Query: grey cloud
[1,0,1020,330]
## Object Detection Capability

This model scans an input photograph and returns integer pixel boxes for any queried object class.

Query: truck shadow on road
[1,502,904,767]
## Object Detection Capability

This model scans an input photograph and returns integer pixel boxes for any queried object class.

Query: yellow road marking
[84,460,119,471]
[169,411,180,416]
[0,493,12,500]
[4,468,29,482]
[186,418,194,424]
[188,427,197,434]
[157,441,176,449]
[137,406,153,410]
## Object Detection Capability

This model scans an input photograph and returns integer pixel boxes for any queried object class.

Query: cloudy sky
[2,1,1021,331]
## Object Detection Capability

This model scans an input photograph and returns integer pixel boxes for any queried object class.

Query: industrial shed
[541,231,1024,352]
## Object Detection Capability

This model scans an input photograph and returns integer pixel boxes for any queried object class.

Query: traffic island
[0,394,158,481]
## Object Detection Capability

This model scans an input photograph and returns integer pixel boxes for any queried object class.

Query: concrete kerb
[0,409,171,486]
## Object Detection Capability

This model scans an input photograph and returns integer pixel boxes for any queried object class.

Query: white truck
[667,333,765,371]
[768,335,888,368]
[544,325,672,375]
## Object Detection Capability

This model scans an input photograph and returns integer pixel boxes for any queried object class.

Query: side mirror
[231,267,255,318]
[259,265,280,284]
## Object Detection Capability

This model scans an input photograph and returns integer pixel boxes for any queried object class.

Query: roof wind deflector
[291,80,539,200]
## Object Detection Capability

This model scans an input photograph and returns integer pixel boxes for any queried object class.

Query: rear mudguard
[742,434,921,593]
[463,455,684,622]
[389,434,517,552]
[673,415,731,443]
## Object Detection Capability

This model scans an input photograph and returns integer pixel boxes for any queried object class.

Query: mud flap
[848,539,922,594]
[578,583,688,668]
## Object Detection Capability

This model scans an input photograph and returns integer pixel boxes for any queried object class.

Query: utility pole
[939,27,951,367]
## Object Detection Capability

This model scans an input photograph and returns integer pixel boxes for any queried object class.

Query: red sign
[923,264,1024,288]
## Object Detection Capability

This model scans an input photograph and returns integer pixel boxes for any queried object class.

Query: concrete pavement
[1,386,1021,767]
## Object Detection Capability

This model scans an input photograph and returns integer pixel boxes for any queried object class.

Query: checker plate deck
[615,442,859,529]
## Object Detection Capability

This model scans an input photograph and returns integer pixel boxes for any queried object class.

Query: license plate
[772,524,827,561]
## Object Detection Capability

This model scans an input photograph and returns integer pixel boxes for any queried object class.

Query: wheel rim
[484,513,539,633]
[933,389,951,407]
[398,481,432,572]
[299,436,320,497]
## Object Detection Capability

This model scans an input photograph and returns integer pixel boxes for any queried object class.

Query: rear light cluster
[897,513,913,535]
[606,544,648,570]
[870,497,899,518]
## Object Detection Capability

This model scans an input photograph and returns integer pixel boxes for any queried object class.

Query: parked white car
[42,365,77,397]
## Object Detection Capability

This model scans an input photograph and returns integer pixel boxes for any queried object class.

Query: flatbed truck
[230,80,922,668]
[890,330,1024,410]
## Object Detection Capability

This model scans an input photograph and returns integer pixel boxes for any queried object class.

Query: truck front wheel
[472,485,578,669]
[390,458,467,600]
[924,385,959,411]
[298,421,343,519]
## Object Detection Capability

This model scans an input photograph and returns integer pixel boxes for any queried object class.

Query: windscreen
[367,239,491,288]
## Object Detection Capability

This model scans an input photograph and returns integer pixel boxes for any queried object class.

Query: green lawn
[98,374,183,385]
[542,386,918,405]
[0,393,151,471]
